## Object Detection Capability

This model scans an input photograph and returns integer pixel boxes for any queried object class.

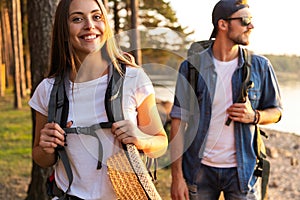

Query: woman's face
[68,0,106,61]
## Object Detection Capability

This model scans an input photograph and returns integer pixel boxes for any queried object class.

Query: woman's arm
[112,94,168,158]
[136,93,168,157]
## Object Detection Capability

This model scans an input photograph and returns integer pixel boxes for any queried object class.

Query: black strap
[105,63,127,152]
[253,126,270,200]
[225,48,252,126]
[105,64,154,199]
[48,63,128,197]
[261,159,270,200]
[105,63,126,122]
[187,40,213,100]
[48,76,73,194]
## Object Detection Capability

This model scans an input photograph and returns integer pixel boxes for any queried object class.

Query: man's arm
[226,97,282,125]
[256,107,281,125]
[170,118,189,200]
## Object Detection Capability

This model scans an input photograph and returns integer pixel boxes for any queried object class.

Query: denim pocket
[248,89,261,108]
[187,183,199,199]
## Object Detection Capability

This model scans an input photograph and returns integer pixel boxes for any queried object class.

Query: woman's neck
[72,51,109,83]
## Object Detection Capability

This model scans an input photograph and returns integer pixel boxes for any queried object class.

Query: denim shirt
[170,46,282,192]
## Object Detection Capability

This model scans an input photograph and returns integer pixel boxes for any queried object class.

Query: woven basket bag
[107,144,161,200]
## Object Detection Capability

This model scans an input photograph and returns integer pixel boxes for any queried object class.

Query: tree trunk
[0,9,3,97]
[1,7,13,88]
[16,0,26,98]
[12,0,22,109]
[130,0,142,65]
[113,0,120,34]
[26,0,59,199]
[21,0,32,93]
[102,0,108,9]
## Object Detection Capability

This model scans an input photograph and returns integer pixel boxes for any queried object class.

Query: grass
[0,88,173,199]
[0,88,32,185]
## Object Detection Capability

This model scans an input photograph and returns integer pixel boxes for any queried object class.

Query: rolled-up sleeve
[256,56,283,111]
[170,61,195,122]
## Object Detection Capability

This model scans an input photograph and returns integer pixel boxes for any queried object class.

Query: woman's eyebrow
[69,9,101,16]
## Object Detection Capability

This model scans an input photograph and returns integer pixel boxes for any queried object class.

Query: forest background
[0,0,299,199]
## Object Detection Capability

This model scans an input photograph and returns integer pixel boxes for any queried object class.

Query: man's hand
[171,175,189,200]
[226,97,255,124]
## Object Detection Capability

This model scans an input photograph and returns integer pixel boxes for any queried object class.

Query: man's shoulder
[244,50,271,68]
[185,48,213,69]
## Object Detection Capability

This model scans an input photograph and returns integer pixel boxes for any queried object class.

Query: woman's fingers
[40,122,66,151]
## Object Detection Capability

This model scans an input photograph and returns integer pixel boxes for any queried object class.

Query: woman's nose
[85,18,95,29]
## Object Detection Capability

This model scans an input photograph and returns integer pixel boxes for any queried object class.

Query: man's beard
[228,28,251,46]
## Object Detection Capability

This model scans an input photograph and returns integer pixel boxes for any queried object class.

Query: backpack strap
[253,126,270,200]
[105,63,126,122]
[47,63,128,198]
[225,48,253,125]
[48,76,73,195]
[63,122,112,170]
[106,64,160,199]
[238,49,270,199]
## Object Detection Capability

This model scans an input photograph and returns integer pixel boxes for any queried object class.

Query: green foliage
[264,54,300,83]
[264,54,300,72]
[109,0,192,53]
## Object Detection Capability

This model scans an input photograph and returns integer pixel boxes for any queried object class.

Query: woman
[29,0,168,199]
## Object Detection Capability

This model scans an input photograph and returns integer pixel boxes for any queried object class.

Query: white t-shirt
[201,57,238,168]
[29,67,154,199]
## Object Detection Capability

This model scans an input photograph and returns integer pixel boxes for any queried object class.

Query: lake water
[261,82,300,136]
[152,77,300,136]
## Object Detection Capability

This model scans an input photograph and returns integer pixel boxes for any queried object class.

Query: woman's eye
[72,17,83,23]
[94,14,103,21]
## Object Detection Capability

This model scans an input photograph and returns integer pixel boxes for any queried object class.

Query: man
[170,0,282,199]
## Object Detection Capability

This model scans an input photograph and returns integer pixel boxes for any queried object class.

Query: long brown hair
[47,0,137,79]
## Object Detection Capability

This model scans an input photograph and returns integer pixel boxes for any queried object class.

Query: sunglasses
[225,17,252,26]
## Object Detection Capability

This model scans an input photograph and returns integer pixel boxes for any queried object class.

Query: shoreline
[260,128,300,199]
[263,127,300,137]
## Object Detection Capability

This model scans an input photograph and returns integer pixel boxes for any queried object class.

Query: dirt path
[0,129,299,200]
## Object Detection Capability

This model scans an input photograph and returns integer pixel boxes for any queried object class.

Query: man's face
[226,7,254,46]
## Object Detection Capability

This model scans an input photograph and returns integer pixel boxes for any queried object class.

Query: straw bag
[107,143,162,200]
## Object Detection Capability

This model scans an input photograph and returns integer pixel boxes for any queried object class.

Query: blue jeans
[187,164,260,200]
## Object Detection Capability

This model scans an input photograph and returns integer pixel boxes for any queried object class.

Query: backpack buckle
[76,127,91,135]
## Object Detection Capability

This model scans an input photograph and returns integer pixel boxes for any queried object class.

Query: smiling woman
[68,0,106,61]
[28,0,167,199]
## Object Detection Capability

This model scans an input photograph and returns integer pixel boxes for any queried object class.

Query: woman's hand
[111,120,149,150]
[39,121,72,154]
[111,94,167,158]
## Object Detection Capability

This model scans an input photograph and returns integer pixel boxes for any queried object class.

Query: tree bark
[26,0,59,199]
[28,0,58,91]
[113,0,120,34]
[16,0,26,98]
[12,0,22,109]
[130,0,142,65]
[1,7,13,88]
[0,8,3,97]
[102,0,108,9]
[21,0,32,93]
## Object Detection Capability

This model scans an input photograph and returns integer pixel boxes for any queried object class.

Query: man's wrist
[252,110,260,125]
